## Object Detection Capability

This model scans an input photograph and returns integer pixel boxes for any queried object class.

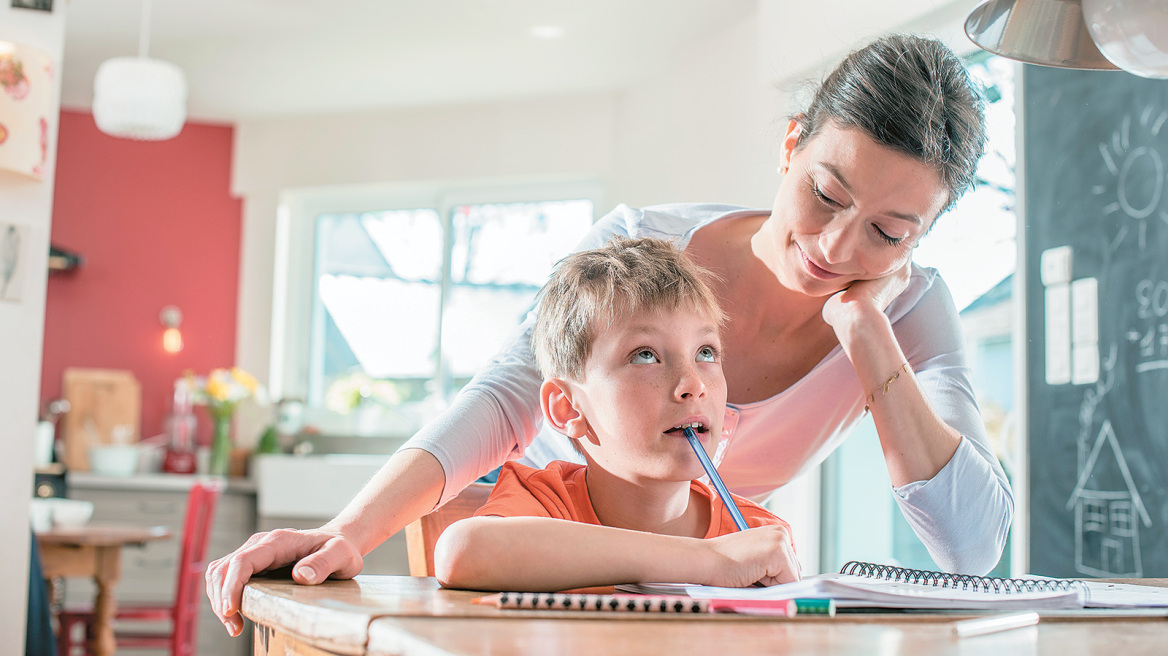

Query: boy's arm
[433,516,798,591]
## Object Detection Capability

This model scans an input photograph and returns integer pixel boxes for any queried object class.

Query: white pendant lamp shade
[92,0,187,140]
[93,57,187,140]
[1082,0,1168,79]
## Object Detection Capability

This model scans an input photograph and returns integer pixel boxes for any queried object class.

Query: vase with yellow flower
[191,367,258,476]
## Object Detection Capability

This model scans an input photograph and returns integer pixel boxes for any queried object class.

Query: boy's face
[560,302,727,483]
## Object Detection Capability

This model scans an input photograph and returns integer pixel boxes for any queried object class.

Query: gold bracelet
[864,362,910,413]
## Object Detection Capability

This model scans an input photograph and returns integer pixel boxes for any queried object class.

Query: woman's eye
[811,181,841,207]
[874,225,906,246]
[631,349,659,364]
[696,346,718,363]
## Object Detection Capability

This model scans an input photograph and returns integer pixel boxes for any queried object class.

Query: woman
[207,34,1012,637]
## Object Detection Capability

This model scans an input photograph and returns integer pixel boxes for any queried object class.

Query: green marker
[794,599,836,616]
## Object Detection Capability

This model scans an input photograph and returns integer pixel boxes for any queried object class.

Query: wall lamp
[160,305,183,354]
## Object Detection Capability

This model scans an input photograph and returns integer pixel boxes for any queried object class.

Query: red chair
[58,478,224,656]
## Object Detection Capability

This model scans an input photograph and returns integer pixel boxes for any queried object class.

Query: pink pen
[706,598,798,617]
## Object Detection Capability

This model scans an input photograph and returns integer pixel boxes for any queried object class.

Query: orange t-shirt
[474,461,790,538]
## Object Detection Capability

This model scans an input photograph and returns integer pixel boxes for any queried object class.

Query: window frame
[269,176,605,410]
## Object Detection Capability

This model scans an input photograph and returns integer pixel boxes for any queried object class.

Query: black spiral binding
[496,591,709,613]
[839,561,1084,594]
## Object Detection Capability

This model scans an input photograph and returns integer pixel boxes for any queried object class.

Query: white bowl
[29,498,53,532]
[89,445,141,477]
[49,499,94,529]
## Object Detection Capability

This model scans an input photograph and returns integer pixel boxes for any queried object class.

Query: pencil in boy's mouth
[665,422,708,434]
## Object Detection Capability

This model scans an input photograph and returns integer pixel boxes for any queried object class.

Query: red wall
[41,110,242,442]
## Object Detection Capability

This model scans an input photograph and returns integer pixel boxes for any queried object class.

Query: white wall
[232,92,618,386]
[0,4,67,651]
[609,13,775,209]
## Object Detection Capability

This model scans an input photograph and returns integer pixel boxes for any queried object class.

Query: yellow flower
[231,367,258,394]
[189,367,261,417]
[205,370,229,402]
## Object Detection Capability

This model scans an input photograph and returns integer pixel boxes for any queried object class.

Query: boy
[434,237,799,592]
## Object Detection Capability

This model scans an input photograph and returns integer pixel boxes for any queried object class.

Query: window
[1109,500,1134,536]
[1083,499,1107,533]
[272,180,600,435]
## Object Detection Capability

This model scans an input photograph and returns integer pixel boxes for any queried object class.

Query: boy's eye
[696,346,718,363]
[631,349,659,364]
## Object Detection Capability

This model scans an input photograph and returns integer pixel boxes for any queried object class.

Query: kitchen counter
[68,471,257,494]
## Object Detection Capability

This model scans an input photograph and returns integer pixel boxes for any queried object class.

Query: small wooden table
[37,525,171,656]
[242,575,1168,656]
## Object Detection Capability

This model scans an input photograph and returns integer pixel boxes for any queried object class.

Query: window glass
[299,195,594,429]
[312,209,443,408]
[443,200,594,390]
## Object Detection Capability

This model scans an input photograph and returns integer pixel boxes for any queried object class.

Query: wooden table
[242,575,1168,656]
[37,525,171,656]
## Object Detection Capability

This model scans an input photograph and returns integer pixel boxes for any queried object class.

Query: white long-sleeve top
[401,203,1014,575]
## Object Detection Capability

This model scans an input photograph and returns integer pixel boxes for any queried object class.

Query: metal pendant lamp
[965,0,1120,71]
[965,0,1168,78]
[92,0,187,140]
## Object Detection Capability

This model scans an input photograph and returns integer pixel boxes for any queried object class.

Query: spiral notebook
[619,561,1090,610]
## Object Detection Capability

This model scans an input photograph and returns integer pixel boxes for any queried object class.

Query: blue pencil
[684,426,749,531]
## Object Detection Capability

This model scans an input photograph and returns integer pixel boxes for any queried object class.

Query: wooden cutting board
[60,368,141,471]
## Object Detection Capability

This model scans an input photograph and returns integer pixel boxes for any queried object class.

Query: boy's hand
[702,525,801,587]
[205,528,364,636]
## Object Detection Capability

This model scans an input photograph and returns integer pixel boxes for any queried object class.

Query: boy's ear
[540,378,591,440]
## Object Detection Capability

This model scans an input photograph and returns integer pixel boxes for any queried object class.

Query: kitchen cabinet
[65,474,257,656]
[253,453,411,575]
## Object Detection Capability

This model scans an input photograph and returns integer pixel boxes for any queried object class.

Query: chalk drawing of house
[1066,420,1152,577]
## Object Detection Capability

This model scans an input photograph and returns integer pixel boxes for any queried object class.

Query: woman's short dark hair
[795,34,987,213]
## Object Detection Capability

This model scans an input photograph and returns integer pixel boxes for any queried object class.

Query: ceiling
[60,0,756,123]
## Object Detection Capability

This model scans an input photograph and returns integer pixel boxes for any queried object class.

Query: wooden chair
[404,482,494,576]
[58,478,224,656]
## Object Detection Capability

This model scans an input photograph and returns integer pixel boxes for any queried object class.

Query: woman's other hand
[204,527,364,637]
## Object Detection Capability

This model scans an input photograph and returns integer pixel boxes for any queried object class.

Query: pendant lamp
[965,0,1168,79]
[1081,0,1168,79]
[92,0,187,140]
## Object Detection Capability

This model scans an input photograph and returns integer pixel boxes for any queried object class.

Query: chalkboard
[1026,66,1168,577]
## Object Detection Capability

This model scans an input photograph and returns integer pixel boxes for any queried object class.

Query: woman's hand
[821,260,912,330]
[205,448,448,636]
[701,525,800,588]
[205,528,364,637]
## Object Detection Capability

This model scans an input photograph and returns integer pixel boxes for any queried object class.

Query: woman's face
[761,119,949,298]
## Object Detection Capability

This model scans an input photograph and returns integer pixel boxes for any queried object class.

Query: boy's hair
[532,236,725,381]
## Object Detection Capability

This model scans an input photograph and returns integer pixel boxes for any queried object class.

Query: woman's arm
[823,269,962,486]
[823,267,1013,574]
[434,516,799,591]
